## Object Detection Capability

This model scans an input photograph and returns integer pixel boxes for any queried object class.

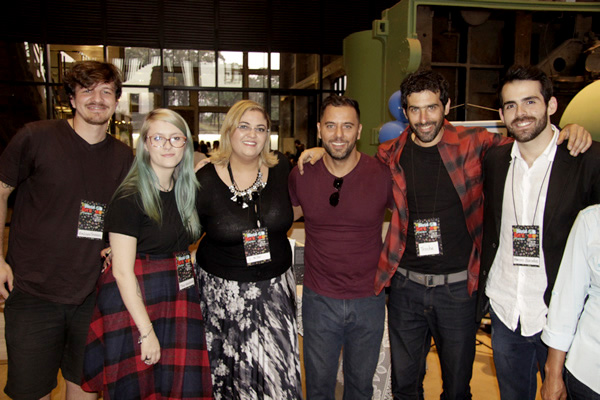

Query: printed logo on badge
[512,225,540,267]
[414,217,443,257]
[175,251,195,290]
[242,228,272,266]
[77,200,107,240]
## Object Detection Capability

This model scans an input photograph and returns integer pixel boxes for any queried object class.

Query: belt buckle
[424,275,436,287]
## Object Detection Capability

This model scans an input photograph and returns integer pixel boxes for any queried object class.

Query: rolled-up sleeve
[541,209,593,352]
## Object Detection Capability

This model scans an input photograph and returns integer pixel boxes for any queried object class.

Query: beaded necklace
[227,162,266,209]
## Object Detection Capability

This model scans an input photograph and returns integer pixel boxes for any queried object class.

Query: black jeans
[565,368,600,400]
[387,272,478,400]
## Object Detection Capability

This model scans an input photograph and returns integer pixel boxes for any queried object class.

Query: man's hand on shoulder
[297,147,326,175]
[557,124,592,156]
[0,259,14,301]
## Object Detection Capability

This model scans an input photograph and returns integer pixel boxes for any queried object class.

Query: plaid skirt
[82,256,213,400]
[199,267,302,400]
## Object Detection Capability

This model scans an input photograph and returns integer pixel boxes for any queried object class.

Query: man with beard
[0,61,133,400]
[288,95,392,400]
[477,65,600,400]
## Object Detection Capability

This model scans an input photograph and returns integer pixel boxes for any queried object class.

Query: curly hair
[400,69,449,110]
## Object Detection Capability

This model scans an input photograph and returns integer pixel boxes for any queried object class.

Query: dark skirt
[82,257,213,400]
[199,267,302,400]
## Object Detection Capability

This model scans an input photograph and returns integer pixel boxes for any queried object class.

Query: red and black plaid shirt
[374,120,511,295]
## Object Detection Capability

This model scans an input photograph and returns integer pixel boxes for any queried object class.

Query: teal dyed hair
[112,108,201,240]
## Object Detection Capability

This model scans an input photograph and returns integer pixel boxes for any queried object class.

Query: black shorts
[3,288,96,399]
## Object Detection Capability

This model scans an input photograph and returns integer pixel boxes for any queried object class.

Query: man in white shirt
[541,205,600,400]
[477,65,600,400]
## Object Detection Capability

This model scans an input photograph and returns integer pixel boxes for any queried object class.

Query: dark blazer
[476,141,600,321]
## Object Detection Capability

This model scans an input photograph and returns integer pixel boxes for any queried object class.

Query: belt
[396,267,468,288]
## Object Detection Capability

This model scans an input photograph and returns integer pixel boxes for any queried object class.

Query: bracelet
[138,323,153,344]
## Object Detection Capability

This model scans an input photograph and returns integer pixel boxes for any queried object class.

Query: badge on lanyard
[512,225,540,267]
[77,200,107,240]
[175,251,195,290]
[414,217,443,257]
[242,227,272,266]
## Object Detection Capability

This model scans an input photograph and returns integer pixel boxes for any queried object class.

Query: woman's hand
[100,247,112,273]
[140,328,161,366]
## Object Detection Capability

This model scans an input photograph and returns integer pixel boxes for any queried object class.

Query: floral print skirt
[198,267,302,400]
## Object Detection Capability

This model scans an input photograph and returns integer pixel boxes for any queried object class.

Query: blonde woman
[196,100,301,399]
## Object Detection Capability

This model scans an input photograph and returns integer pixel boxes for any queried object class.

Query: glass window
[198,91,219,107]
[162,49,216,87]
[198,51,217,87]
[249,92,266,106]
[107,46,161,86]
[167,90,190,107]
[49,44,105,84]
[163,49,198,87]
[199,112,226,135]
[248,52,269,70]
[270,53,280,70]
[218,51,243,88]
[249,74,268,88]
[271,95,280,121]
[198,91,242,107]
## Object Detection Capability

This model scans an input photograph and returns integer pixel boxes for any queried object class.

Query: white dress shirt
[486,126,559,337]
[541,204,600,394]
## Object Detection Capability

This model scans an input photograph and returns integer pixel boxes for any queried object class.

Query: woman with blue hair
[81,109,212,399]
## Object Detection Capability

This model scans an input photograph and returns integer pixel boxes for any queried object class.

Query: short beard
[508,111,548,143]
[323,141,356,161]
[410,118,444,144]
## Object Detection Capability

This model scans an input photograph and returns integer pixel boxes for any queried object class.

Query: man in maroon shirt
[290,95,392,400]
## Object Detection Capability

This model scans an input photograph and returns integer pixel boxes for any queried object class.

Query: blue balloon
[379,121,407,143]
[388,90,408,123]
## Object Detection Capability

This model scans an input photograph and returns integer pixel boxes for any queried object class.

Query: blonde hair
[210,100,278,168]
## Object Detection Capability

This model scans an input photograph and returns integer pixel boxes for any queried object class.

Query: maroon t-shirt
[289,154,392,299]
[0,119,133,304]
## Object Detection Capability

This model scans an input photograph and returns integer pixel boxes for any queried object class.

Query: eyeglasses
[147,135,187,148]
[329,177,343,207]
[237,123,269,134]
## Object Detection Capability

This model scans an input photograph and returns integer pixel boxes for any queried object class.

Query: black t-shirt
[105,190,191,254]
[0,119,133,304]
[399,135,472,274]
[196,152,293,282]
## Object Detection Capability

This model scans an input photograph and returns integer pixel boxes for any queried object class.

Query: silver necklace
[227,163,266,209]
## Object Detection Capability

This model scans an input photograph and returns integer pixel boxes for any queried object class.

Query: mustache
[85,102,108,107]
[511,117,536,125]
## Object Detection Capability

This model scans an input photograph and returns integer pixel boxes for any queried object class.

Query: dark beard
[323,141,356,160]
[508,111,548,143]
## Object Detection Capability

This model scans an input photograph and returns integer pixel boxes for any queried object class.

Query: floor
[0,326,541,400]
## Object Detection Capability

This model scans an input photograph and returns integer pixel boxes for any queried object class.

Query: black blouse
[196,152,293,282]
[105,190,191,255]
